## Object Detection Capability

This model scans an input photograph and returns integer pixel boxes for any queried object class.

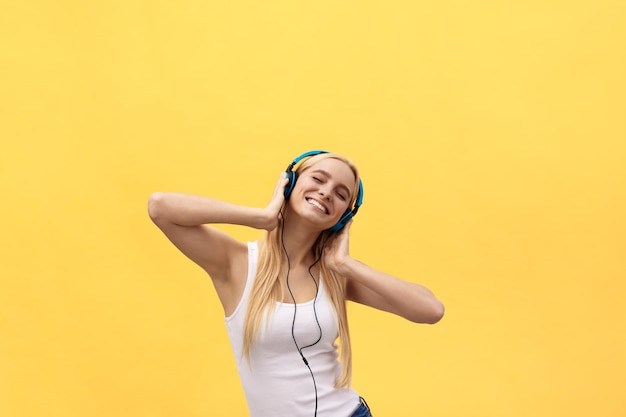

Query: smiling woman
[287,156,358,230]
[147,150,444,417]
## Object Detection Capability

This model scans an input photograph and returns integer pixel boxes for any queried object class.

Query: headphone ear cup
[330,209,353,232]
[283,171,298,200]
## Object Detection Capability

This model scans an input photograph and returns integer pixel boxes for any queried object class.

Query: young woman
[148,150,444,417]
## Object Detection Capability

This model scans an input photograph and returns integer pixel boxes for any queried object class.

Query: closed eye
[309,170,352,200]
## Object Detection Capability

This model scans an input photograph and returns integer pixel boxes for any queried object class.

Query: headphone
[283,150,364,232]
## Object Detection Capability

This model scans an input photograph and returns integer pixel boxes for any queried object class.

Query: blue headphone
[283,150,364,232]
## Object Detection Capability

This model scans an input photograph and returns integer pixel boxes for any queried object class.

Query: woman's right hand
[261,172,289,231]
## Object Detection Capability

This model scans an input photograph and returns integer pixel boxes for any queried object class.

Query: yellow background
[1,1,625,416]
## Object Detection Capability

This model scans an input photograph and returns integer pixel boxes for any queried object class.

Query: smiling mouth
[306,198,328,214]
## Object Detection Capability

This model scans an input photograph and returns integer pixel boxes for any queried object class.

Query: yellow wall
[1,1,625,416]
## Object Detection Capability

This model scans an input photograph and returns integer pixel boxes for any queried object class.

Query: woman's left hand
[323,220,353,274]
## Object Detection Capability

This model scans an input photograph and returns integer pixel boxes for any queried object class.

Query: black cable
[280,223,324,417]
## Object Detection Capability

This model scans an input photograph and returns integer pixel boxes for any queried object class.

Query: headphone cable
[281,222,324,417]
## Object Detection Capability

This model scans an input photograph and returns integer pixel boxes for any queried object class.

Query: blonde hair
[242,153,360,388]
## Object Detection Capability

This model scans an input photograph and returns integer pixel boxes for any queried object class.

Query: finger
[274,172,289,194]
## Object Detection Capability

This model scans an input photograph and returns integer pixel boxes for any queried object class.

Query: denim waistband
[350,396,373,417]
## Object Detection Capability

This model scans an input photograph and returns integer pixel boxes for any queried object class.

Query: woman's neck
[280,216,321,267]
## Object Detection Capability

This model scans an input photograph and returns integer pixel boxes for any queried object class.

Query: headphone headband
[286,150,328,171]
[283,150,364,232]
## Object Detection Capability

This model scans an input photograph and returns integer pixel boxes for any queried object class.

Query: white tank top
[225,242,361,417]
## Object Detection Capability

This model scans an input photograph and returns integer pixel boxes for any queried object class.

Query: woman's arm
[324,222,445,324]
[147,173,289,281]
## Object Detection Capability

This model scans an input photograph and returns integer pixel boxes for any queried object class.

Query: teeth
[307,198,327,213]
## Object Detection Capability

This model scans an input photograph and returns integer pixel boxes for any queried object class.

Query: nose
[318,185,332,201]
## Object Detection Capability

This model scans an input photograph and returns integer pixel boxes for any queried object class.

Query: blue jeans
[351,397,373,417]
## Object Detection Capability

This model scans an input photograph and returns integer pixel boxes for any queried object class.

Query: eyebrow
[311,169,353,197]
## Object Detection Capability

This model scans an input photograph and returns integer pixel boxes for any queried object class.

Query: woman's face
[289,158,357,230]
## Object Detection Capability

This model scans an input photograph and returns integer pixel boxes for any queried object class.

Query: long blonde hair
[242,153,361,388]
